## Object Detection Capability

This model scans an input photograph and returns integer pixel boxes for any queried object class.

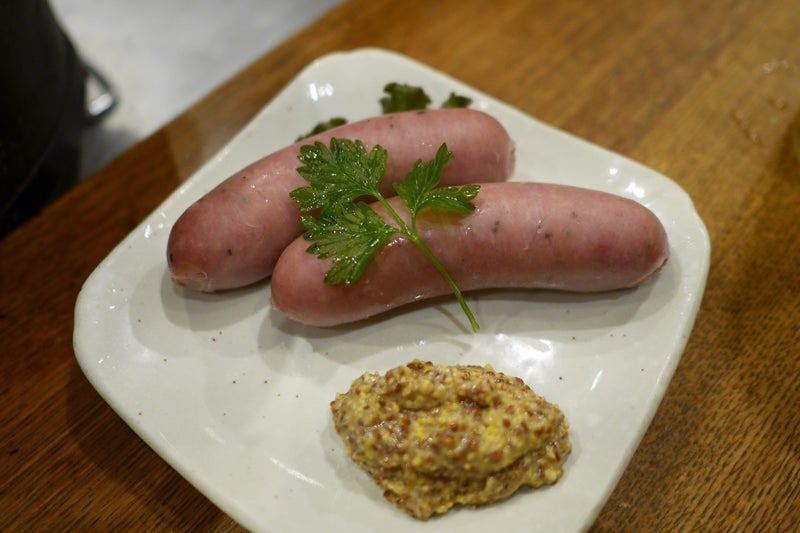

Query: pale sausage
[270,182,669,327]
[167,108,515,292]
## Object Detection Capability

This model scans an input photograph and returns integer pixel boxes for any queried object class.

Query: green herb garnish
[298,84,473,139]
[295,117,348,141]
[380,82,433,113]
[381,83,472,113]
[441,91,473,109]
[290,139,481,332]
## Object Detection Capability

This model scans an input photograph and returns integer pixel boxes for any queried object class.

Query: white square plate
[74,48,710,532]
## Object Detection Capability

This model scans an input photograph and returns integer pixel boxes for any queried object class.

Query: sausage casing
[270,182,669,327]
[166,108,515,292]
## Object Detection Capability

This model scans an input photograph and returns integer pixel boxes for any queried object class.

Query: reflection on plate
[73,48,709,532]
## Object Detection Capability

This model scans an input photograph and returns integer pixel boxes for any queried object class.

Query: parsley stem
[407,234,481,332]
[376,196,481,333]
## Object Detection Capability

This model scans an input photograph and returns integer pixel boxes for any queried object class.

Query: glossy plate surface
[74,48,710,532]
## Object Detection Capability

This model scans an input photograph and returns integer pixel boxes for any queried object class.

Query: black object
[0,0,88,238]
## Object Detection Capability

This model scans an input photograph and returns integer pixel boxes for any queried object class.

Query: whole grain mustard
[330,359,571,519]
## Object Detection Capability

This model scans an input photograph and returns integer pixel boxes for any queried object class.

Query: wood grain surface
[2,0,798,531]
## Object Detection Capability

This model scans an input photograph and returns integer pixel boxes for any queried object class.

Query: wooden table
[2,0,798,530]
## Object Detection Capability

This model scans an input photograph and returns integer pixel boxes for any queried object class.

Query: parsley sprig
[290,139,481,332]
[296,83,472,139]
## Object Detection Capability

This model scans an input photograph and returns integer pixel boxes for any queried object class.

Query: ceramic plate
[74,48,710,532]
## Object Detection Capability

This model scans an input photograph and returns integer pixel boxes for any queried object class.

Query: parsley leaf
[295,117,348,141]
[295,84,472,140]
[380,83,473,113]
[441,92,473,109]
[299,204,396,285]
[292,139,481,331]
[292,138,388,216]
[380,82,433,113]
[393,143,479,220]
